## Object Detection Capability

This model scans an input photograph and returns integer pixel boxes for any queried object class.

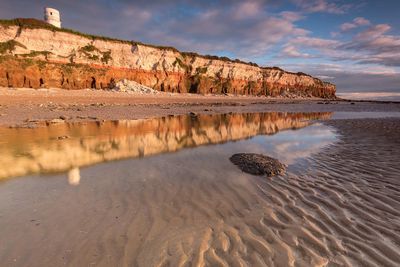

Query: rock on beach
[230,153,286,176]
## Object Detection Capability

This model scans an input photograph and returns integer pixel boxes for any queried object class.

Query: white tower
[44,7,61,28]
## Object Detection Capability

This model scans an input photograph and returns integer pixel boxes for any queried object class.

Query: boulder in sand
[230,153,286,176]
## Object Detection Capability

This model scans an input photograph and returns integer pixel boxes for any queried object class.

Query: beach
[0,87,399,127]
[0,87,399,266]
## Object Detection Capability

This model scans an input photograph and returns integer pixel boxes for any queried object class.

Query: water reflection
[0,112,332,179]
[68,167,81,186]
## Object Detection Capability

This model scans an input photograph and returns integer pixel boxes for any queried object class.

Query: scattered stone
[229,153,286,176]
[47,118,65,124]
[189,111,197,117]
[113,79,159,94]
[350,102,355,105]
[57,136,70,140]
[16,123,37,129]
[59,115,67,120]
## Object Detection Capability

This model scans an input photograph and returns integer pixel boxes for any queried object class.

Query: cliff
[0,18,336,98]
[0,112,332,179]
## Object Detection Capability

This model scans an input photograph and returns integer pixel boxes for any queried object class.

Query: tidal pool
[0,112,333,180]
[2,112,398,266]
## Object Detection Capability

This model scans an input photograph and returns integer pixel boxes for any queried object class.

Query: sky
[1,0,399,94]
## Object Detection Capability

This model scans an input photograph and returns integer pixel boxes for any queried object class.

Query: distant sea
[337,92,400,102]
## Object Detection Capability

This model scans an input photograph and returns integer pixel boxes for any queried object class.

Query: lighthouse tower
[44,7,61,28]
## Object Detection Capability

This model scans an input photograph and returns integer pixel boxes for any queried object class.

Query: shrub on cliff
[0,40,26,54]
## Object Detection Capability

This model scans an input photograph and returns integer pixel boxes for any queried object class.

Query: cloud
[278,62,400,92]
[281,45,312,58]
[280,11,305,22]
[281,19,400,68]
[354,17,371,26]
[292,0,351,14]
[294,36,340,48]
[355,24,391,40]
[279,36,341,58]
[134,2,310,58]
[340,17,370,32]
[232,1,262,20]
[339,24,400,66]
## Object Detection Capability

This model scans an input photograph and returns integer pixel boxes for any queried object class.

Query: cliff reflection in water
[0,112,332,179]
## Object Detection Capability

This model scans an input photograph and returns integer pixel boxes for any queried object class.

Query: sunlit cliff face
[0,21,336,98]
[0,112,332,179]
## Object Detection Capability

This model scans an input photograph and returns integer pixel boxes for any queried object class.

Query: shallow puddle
[1,112,399,266]
[0,112,333,180]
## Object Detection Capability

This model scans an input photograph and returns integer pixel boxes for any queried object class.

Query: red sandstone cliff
[0,19,336,98]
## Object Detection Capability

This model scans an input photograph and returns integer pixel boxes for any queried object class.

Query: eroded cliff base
[0,56,335,98]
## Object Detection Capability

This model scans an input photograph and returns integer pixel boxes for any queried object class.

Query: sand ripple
[0,118,399,266]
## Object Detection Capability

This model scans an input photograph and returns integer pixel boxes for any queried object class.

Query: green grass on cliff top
[0,18,329,82]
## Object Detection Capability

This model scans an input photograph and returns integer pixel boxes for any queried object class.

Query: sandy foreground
[0,87,400,127]
[0,87,400,266]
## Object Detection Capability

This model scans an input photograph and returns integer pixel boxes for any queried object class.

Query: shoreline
[0,87,399,127]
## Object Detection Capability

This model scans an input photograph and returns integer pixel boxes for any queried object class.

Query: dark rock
[230,153,286,176]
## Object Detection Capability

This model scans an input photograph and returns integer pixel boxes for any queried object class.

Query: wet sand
[0,88,400,266]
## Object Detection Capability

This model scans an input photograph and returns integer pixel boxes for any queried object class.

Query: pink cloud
[356,24,391,40]
[354,17,370,26]
[340,17,371,32]
[294,36,340,48]
[282,45,312,58]
[233,1,261,20]
[280,11,304,22]
[293,0,351,14]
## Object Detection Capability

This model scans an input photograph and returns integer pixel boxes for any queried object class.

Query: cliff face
[0,19,336,98]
